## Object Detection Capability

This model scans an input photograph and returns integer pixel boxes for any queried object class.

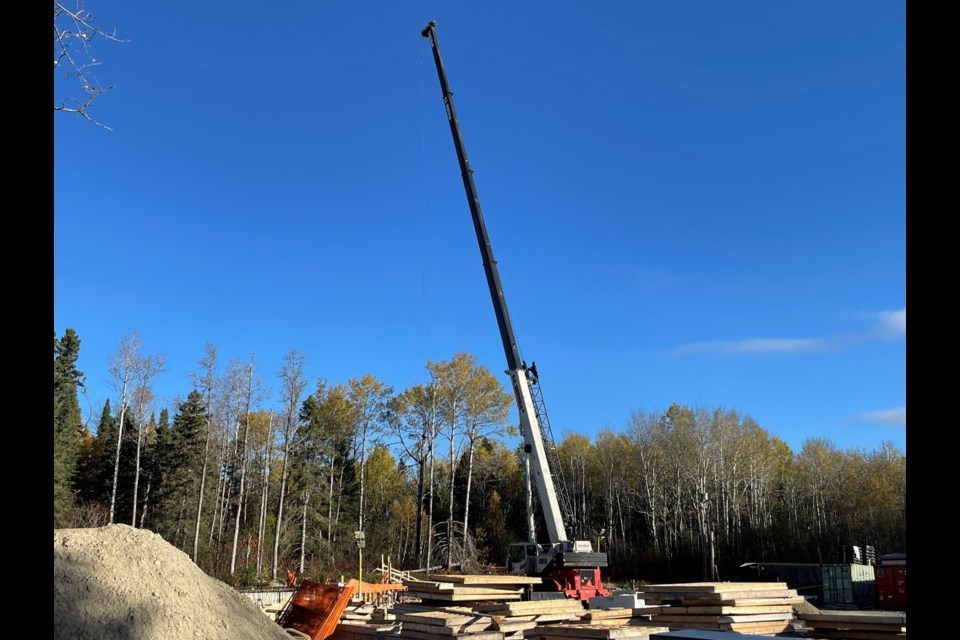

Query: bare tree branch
[53,0,126,129]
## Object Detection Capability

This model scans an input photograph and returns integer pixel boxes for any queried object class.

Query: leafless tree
[348,374,393,535]
[459,361,511,553]
[53,1,125,128]
[130,350,167,526]
[106,331,140,524]
[189,343,219,562]
[272,348,308,582]
[230,354,265,576]
[255,410,275,578]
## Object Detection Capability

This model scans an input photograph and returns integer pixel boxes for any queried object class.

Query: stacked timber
[401,575,540,605]
[526,623,671,639]
[633,582,801,635]
[327,600,400,639]
[327,620,400,640]
[796,612,907,639]
[341,599,377,623]
[393,606,503,640]
[476,598,589,637]
[579,607,664,628]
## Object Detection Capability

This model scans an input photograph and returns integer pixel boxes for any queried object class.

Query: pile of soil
[54,524,291,640]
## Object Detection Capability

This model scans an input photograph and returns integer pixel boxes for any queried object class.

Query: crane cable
[419,34,429,386]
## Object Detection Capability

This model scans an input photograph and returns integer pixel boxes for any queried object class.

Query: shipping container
[821,563,876,606]
[875,561,906,610]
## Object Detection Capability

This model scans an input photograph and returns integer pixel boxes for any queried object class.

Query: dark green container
[821,563,876,606]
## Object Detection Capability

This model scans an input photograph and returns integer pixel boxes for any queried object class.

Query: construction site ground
[53,524,906,640]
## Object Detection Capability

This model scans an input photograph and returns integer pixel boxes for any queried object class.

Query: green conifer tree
[54,329,85,526]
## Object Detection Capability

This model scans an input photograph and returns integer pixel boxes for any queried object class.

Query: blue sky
[54,1,906,454]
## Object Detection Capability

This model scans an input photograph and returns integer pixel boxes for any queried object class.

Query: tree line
[54,328,906,586]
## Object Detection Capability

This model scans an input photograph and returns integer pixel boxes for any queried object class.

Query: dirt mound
[54,524,290,640]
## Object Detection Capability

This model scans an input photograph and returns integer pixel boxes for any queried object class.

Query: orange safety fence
[275,578,406,640]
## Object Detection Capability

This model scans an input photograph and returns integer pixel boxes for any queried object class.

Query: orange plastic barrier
[275,579,405,640]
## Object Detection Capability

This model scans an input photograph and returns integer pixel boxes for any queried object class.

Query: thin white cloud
[859,406,906,426]
[671,308,905,356]
[672,337,829,355]
[869,308,906,339]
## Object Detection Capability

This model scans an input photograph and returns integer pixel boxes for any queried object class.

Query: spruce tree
[54,329,85,526]
[76,399,113,507]
[152,391,207,542]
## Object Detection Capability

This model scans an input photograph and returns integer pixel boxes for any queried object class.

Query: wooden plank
[620,619,679,627]
[406,591,523,602]
[391,604,478,615]
[404,579,454,590]
[799,613,907,625]
[332,623,380,636]
[396,611,488,626]
[724,596,804,606]
[582,609,634,620]
[501,613,584,623]
[431,575,544,585]
[640,619,792,633]
[802,620,907,632]
[530,624,671,638]
[651,613,791,624]
[405,584,523,595]
[638,582,788,592]
[534,636,662,640]
[475,600,585,614]
[663,596,803,606]
[642,589,797,602]
[395,629,504,640]
[661,604,793,615]
[491,620,538,633]
[803,631,905,640]
[588,619,630,628]
[721,622,793,633]
[400,621,492,635]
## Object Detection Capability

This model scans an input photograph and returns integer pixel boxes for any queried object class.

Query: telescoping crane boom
[421,21,611,603]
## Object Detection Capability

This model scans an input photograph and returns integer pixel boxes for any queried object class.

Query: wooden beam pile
[579,607,664,628]
[327,621,399,640]
[393,607,502,640]
[341,599,377,623]
[633,582,801,635]
[526,623,671,640]
[796,612,907,639]
[401,575,540,604]
[475,598,589,637]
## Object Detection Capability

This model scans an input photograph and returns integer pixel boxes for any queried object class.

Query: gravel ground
[54,524,291,640]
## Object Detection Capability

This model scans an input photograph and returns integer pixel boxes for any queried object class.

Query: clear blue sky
[54,1,906,454]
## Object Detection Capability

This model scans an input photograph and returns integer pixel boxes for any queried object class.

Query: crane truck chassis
[421,21,612,603]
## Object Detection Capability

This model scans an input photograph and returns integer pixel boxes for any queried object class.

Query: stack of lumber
[633,582,801,635]
[579,607,665,628]
[580,608,636,627]
[526,623,671,639]
[402,575,539,604]
[327,599,401,639]
[393,607,503,640]
[796,612,907,639]
[341,599,377,623]
[475,598,589,637]
[327,620,400,640]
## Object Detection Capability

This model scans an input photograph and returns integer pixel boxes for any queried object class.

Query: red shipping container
[875,564,906,610]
